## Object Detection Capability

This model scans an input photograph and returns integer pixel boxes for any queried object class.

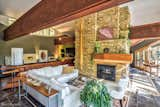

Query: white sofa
[26,65,129,107]
[27,65,81,107]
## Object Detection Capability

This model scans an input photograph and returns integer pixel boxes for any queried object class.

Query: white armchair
[110,77,129,107]
[104,77,129,107]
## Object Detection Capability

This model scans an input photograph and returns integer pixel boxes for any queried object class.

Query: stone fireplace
[74,6,131,81]
[97,64,116,81]
[94,53,132,81]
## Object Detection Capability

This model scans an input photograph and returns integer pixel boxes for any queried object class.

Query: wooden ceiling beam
[130,22,160,40]
[4,0,132,41]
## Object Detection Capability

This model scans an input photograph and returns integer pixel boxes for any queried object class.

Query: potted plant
[80,80,111,107]
[90,42,101,64]
[95,42,101,53]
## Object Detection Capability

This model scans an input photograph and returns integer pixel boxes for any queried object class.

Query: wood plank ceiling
[4,0,132,41]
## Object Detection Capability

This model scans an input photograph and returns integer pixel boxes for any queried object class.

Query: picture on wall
[11,48,23,65]
[23,54,37,64]
[97,27,114,41]
[39,50,48,62]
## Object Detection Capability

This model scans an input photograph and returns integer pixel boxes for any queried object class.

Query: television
[66,48,75,57]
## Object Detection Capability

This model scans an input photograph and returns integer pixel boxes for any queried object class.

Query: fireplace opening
[97,64,116,81]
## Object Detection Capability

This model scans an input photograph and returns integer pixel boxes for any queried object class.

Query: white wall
[0,34,54,65]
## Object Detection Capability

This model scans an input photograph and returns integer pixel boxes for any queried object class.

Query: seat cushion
[110,90,125,99]
[50,78,71,99]
[27,65,64,79]
[49,65,63,76]
[57,69,79,83]
[63,66,75,74]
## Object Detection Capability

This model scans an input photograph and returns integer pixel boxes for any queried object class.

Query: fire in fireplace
[97,64,116,81]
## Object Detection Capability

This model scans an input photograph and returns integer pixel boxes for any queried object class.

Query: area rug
[128,92,160,107]
[152,78,160,93]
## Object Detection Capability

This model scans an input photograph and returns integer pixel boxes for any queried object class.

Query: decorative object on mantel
[80,80,111,107]
[103,48,110,53]
[95,42,101,53]
[91,42,101,64]
[23,54,37,64]
[38,50,48,62]
[97,27,114,41]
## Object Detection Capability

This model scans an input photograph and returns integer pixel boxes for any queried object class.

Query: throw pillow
[63,66,75,74]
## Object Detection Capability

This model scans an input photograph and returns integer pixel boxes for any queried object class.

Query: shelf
[94,53,133,64]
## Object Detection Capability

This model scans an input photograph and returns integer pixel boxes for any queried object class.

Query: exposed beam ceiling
[0,0,160,26]
[4,0,133,41]
[0,0,41,18]
[130,22,160,40]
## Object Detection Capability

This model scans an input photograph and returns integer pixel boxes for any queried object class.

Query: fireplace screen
[97,64,116,81]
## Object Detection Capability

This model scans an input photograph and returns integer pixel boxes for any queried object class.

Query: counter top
[0,59,74,72]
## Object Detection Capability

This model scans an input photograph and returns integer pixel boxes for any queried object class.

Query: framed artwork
[39,50,48,62]
[23,54,37,64]
[97,27,113,41]
[11,48,23,65]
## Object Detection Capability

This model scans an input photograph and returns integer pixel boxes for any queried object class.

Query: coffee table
[18,78,60,107]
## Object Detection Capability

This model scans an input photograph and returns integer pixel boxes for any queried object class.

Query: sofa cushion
[50,65,63,76]
[27,65,64,80]
[50,78,71,99]
[57,69,79,83]
[118,77,129,89]
[63,66,75,74]
[62,64,69,67]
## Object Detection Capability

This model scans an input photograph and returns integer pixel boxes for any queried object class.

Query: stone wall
[75,6,130,80]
